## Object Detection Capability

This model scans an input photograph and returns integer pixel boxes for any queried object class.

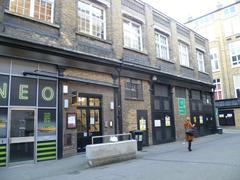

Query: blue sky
[141,0,235,23]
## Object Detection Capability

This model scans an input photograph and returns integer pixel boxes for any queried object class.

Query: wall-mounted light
[152,75,157,81]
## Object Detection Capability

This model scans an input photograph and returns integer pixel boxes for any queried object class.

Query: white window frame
[155,31,169,60]
[233,74,240,98]
[178,42,189,67]
[210,48,220,72]
[229,41,240,67]
[77,0,106,39]
[213,78,223,100]
[197,50,205,72]
[9,0,55,23]
[123,19,143,51]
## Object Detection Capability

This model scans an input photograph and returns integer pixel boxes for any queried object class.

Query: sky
[141,0,236,23]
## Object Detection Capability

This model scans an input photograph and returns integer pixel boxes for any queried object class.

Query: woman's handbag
[185,128,195,136]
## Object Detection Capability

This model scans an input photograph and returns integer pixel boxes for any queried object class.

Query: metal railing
[91,133,132,144]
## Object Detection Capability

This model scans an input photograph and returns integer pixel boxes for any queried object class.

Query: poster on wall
[165,116,171,127]
[67,113,76,129]
[178,98,186,115]
[0,75,9,106]
[199,116,203,124]
[38,109,56,137]
[139,117,146,131]
[154,120,161,127]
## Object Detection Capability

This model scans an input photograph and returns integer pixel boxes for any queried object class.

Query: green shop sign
[178,98,186,115]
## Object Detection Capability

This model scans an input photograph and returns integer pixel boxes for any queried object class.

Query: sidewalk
[0,132,236,180]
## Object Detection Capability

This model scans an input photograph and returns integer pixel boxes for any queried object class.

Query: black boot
[188,141,192,151]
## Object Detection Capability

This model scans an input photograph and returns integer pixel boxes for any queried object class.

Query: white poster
[90,117,95,125]
[154,120,161,127]
[199,116,203,124]
[165,116,171,127]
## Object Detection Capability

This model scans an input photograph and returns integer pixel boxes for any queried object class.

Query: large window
[197,50,205,72]
[77,1,105,39]
[179,42,189,67]
[210,48,220,72]
[233,74,240,98]
[125,79,143,100]
[224,16,240,37]
[123,19,143,51]
[155,32,169,60]
[229,41,240,67]
[9,0,54,23]
[213,79,223,100]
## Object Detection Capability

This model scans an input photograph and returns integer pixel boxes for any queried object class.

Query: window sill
[198,71,209,75]
[4,10,60,29]
[123,47,148,56]
[125,98,144,101]
[180,65,194,70]
[156,57,175,64]
[212,69,220,73]
[76,32,112,45]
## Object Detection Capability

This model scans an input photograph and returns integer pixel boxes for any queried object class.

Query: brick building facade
[0,0,215,167]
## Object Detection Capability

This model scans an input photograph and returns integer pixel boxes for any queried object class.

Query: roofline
[185,1,240,24]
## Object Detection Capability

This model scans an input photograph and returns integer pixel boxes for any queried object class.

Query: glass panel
[10,142,34,163]
[77,109,87,132]
[78,97,87,106]
[89,109,100,132]
[163,100,170,111]
[154,99,160,110]
[10,110,34,137]
[38,109,56,136]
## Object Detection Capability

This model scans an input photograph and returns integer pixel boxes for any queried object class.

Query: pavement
[1,128,240,180]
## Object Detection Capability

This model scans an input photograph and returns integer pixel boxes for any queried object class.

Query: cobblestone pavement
[1,129,240,180]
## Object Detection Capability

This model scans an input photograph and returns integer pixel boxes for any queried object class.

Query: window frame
[210,48,220,72]
[123,18,143,52]
[196,50,205,72]
[77,0,106,40]
[178,41,189,67]
[155,31,170,60]
[233,74,240,98]
[213,78,223,100]
[125,78,143,100]
[9,0,55,23]
[229,41,240,67]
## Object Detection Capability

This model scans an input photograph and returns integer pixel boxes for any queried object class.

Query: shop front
[0,59,58,167]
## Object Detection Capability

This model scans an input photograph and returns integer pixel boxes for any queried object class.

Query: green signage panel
[178,98,186,115]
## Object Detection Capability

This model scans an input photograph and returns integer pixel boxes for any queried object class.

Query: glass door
[9,109,35,163]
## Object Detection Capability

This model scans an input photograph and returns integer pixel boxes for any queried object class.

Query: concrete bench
[86,140,137,167]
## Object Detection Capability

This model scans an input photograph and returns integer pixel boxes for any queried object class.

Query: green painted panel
[0,157,6,161]
[37,147,56,151]
[0,152,6,155]
[37,156,56,161]
[0,162,6,166]
[37,142,56,147]
[0,146,6,150]
[37,151,56,156]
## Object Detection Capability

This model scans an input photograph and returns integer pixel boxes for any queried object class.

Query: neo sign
[0,75,56,107]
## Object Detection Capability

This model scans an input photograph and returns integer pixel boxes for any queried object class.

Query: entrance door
[76,96,102,152]
[219,110,235,126]
[9,109,35,163]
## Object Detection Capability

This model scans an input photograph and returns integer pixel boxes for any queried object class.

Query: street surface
[1,128,240,180]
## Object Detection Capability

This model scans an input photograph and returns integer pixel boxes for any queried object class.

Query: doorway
[9,109,35,164]
[76,96,102,152]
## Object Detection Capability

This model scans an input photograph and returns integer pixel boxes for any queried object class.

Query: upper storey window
[155,32,169,60]
[9,0,54,23]
[178,42,189,67]
[197,50,205,72]
[123,19,143,51]
[78,1,105,39]
[229,41,240,67]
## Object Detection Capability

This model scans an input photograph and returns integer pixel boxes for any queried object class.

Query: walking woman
[184,116,195,151]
